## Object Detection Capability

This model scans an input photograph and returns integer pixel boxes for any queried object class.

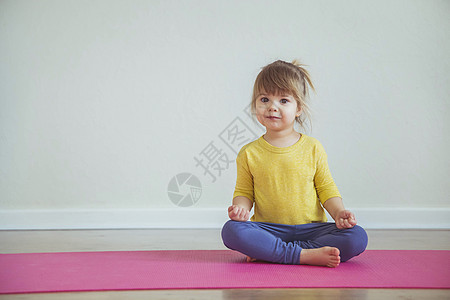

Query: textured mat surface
[1,250,449,294]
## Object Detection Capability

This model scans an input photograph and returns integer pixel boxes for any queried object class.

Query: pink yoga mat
[0,250,449,294]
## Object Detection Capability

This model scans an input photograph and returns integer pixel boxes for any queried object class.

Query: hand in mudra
[335,210,357,229]
[228,205,250,222]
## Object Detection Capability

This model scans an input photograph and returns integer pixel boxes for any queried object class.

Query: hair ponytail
[290,59,315,132]
[291,59,316,96]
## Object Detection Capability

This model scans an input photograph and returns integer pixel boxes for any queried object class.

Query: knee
[352,225,368,252]
[341,225,368,262]
[221,220,246,250]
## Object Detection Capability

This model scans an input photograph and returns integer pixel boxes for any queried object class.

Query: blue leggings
[221,220,368,264]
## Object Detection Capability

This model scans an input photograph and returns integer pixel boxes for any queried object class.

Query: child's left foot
[299,246,341,268]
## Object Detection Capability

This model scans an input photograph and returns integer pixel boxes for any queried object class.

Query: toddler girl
[221,60,368,267]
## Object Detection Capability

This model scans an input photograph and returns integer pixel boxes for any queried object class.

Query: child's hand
[335,210,357,229]
[228,205,250,222]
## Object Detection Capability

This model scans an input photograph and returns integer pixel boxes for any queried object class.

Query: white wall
[1,0,449,229]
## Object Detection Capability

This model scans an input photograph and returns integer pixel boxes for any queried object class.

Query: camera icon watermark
[167,173,202,207]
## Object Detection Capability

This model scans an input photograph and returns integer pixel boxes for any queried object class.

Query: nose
[268,102,278,112]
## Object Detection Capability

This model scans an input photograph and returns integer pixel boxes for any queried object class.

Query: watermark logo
[167,173,202,207]
[167,104,263,205]
[194,141,233,183]
[219,117,257,155]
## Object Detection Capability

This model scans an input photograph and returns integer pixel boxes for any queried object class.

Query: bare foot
[246,256,257,262]
[246,256,268,263]
[299,247,341,268]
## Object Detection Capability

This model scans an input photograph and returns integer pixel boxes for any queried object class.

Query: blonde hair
[251,59,315,131]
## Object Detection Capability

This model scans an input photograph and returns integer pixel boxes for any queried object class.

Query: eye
[260,97,269,103]
[280,98,289,104]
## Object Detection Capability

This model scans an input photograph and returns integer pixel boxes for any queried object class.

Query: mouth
[266,116,281,120]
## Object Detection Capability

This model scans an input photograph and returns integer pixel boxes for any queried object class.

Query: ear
[296,105,302,117]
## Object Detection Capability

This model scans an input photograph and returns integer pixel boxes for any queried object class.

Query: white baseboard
[0,207,449,230]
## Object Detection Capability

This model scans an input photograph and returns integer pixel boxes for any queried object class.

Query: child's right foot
[299,247,341,268]
[246,256,257,262]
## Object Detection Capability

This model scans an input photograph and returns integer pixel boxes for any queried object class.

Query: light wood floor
[1,229,449,300]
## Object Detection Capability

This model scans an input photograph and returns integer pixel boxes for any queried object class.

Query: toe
[333,248,340,256]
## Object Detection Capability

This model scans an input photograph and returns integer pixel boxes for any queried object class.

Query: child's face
[254,93,301,132]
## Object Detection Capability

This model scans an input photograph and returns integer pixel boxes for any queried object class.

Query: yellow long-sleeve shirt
[233,134,341,225]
